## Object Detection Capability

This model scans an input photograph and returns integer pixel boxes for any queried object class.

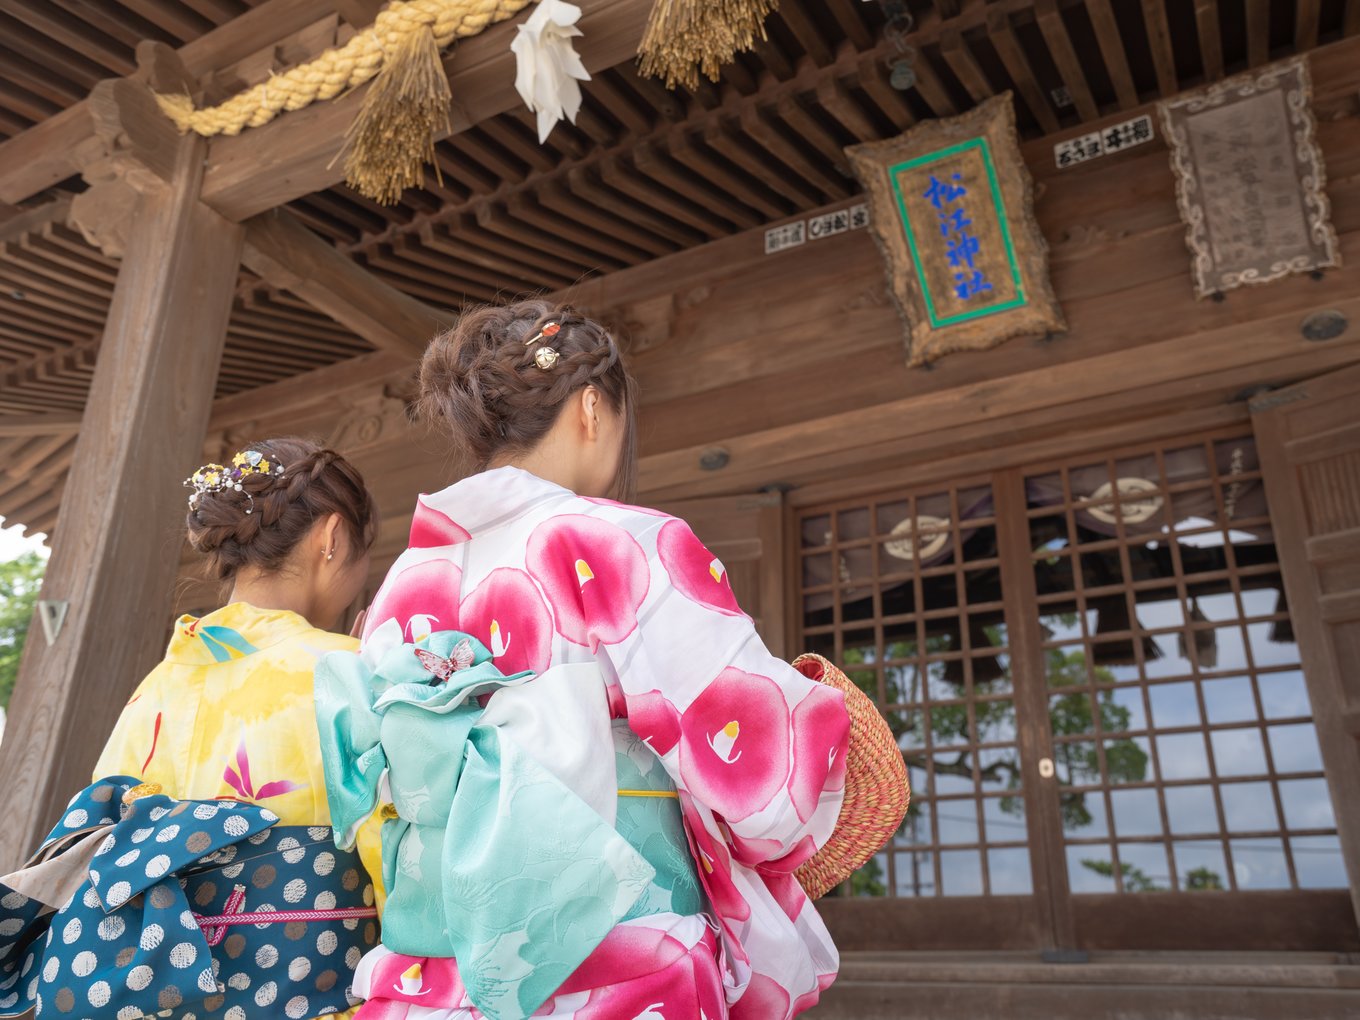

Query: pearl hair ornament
[185,450,285,516]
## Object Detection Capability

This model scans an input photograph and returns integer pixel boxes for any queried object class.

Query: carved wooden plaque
[1159,55,1340,299]
[846,93,1065,367]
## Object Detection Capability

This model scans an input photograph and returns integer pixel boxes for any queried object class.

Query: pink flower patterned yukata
[355,466,850,1019]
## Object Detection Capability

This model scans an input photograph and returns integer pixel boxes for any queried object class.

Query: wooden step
[807,951,1360,1020]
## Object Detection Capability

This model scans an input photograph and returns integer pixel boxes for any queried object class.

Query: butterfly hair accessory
[185,450,286,515]
[414,638,476,682]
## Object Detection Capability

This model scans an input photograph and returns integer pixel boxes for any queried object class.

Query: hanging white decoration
[511,0,591,143]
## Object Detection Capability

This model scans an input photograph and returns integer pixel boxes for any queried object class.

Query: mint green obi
[314,630,701,1020]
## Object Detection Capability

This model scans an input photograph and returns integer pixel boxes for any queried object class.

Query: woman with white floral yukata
[316,300,851,1020]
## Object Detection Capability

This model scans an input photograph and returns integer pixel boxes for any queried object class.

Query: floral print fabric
[359,467,850,1017]
[94,603,387,1020]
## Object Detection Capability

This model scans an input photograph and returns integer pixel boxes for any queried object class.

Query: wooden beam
[1140,0,1178,97]
[939,27,993,105]
[1297,0,1321,51]
[0,412,82,437]
[1245,0,1271,67]
[1348,0,1360,37]
[200,0,653,221]
[332,0,385,28]
[986,6,1060,134]
[0,132,245,869]
[210,348,411,429]
[1036,0,1099,122]
[1085,0,1139,109]
[0,0,340,205]
[1194,0,1224,82]
[242,208,447,359]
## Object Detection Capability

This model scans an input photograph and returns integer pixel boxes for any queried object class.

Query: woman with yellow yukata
[90,438,385,1019]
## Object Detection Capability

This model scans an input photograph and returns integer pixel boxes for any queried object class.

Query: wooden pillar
[0,95,244,867]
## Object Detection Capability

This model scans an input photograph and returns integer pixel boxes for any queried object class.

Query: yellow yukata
[94,602,385,1020]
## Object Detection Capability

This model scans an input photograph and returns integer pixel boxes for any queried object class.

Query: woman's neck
[228,571,315,626]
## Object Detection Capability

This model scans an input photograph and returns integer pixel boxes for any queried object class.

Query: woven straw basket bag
[792,653,911,899]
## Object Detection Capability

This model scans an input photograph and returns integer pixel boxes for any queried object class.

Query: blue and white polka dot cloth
[0,776,377,1019]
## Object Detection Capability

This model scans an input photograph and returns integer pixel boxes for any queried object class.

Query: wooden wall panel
[164,33,1360,597]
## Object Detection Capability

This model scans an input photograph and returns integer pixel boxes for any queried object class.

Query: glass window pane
[881,579,916,617]
[1201,676,1256,725]
[838,507,871,542]
[1291,836,1348,889]
[1061,790,1107,838]
[939,849,984,896]
[1259,671,1311,719]
[1156,732,1211,780]
[1278,778,1336,831]
[1034,553,1075,595]
[1173,842,1229,892]
[1209,727,1268,777]
[975,701,1017,744]
[1268,723,1325,774]
[1110,788,1162,837]
[801,515,831,549]
[1100,686,1147,733]
[1164,784,1217,835]
[850,853,889,897]
[802,553,832,589]
[899,802,931,845]
[926,659,966,702]
[929,707,971,750]
[932,752,973,794]
[1105,736,1153,785]
[936,801,979,845]
[1148,682,1201,728]
[1247,619,1299,670]
[988,847,1033,895]
[1230,838,1291,889]
[977,746,1022,791]
[894,851,934,897]
[1136,592,1186,631]
[1055,740,1100,787]
[982,796,1027,841]
[1046,644,1090,689]
[1190,591,1239,622]
[1039,606,1086,643]
[1067,845,1118,893]
[1051,691,1096,738]
[1118,843,1171,892]
[1219,781,1277,833]
[1142,632,1194,678]
[886,664,922,707]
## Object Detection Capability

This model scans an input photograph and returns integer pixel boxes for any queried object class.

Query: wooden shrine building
[2,0,1360,1015]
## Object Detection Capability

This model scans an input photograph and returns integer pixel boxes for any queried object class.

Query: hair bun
[417,299,637,496]
[185,438,376,581]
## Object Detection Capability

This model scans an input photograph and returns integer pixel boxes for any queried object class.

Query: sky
[0,518,48,561]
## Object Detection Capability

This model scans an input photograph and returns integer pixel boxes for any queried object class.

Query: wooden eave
[0,0,1356,538]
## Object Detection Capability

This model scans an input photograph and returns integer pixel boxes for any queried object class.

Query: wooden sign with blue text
[847,93,1065,367]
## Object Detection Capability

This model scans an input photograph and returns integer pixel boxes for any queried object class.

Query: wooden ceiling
[0,0,1357,538]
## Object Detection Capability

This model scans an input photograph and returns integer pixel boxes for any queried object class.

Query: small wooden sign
[846,93,1064,367]
[1159,55,1340,299]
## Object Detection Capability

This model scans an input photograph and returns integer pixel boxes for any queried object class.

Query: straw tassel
[638,0,781,91]
[341,23,451,205]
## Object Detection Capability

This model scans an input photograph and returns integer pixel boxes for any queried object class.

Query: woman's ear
[581,386,602,441]
[319,513,344,563]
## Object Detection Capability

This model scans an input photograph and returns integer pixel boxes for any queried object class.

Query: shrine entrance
[799,427,1357,952]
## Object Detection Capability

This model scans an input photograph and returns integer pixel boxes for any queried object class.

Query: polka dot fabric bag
[0,776,378,1020]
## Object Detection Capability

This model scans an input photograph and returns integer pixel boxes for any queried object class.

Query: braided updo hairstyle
[185,438,378,581]
[417,299,639,497]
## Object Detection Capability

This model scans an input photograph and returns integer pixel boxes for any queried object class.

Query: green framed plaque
[848,93,1065,367]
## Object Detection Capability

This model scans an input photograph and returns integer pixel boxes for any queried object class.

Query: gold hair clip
[525,321,561,370]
